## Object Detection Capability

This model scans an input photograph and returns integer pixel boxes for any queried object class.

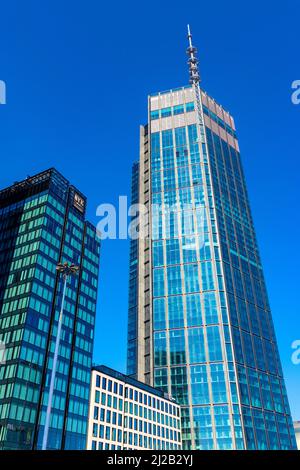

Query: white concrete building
[87,365,182,450]
[294,421,300,450]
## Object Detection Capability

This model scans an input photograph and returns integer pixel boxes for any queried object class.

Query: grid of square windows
[87,369,182,450]
[150,102,195,120]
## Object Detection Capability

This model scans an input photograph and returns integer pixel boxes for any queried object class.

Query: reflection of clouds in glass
[182,238,197,251]
[182,233,206,252]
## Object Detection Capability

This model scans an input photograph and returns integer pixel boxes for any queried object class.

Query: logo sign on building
[74,193,85,213]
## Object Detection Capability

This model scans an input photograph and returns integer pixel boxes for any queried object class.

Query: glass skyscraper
[0,168,100,450]
[127,30,297,450]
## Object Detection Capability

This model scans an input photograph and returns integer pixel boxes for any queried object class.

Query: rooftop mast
[186,25,206,144]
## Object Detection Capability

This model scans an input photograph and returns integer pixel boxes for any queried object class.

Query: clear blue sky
[0,1,299,419]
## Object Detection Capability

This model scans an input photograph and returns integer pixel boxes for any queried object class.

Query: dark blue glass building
[0,168,100,449]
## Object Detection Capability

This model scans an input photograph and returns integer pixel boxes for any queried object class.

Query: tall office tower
[0,168,100,450]
[127,28,297,450]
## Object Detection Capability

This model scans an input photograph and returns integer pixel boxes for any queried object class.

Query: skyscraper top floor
[0,168,87,216]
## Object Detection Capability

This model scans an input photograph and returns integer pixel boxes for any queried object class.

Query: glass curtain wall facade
[0,168,100,449]
[127,162,140,377]
[127,86,297,450]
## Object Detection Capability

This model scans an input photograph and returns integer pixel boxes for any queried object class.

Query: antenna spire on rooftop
[186,24,201,84]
